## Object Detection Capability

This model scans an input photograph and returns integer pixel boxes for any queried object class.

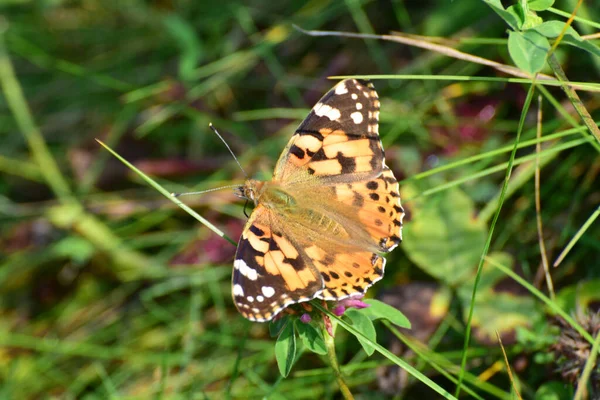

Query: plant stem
[323,321,354,400]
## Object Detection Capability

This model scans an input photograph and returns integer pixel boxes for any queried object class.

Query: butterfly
[232,79,404,322]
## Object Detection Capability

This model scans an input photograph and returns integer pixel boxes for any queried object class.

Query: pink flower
[300,313,312,323]
[333,295,370,316]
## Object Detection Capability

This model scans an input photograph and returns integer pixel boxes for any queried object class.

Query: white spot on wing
[350,111,364,124]
[247,296,254,302]
[335,83,348,94]
[262,286,276,298]
[233,284,244,297]
[351,93,358,100]
[356,103,363,110]
[314,103,341,121]
[256,295,264,302]
[234,259,258,281]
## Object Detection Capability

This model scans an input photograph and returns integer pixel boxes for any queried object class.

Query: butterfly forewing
[274,79,383,183]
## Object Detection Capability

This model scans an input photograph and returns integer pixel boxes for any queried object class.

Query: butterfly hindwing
[301,243,386,300]
[330,166,404,252]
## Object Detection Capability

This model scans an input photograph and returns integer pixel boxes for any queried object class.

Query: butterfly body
[232,79,404,322]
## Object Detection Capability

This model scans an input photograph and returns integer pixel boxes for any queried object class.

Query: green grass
[1,1,599,399]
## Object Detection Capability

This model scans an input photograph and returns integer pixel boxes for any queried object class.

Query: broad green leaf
[508,2,542,30]
[296,321,327,355]
[362,299,411,328]
[507,1,543,30]
[458,289,541,344]
[345,309,376,356]
[275,321,296,377]
[402,185,486,286]
[533,21,600,58]
[528,0,554,11]
[482,0,520,30]
[269,315,289,338]
[458,253,543,344]
[472,251,513,290]
[508,30,550,74]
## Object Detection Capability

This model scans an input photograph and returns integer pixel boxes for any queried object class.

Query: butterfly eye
[233,186,247,199]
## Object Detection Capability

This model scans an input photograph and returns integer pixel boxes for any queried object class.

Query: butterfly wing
[274,79,383,183]
[232,204,323,322]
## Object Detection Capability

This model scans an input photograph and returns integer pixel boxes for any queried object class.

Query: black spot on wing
[290,144,306,159]
[296,129,324,141]
[353,192,364,207]
[366,181,378,190]
[337,152,356,173]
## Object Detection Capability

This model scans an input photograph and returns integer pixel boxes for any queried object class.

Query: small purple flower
[333,305,346,316]
[333,295,370,317]
[300,313,312,323]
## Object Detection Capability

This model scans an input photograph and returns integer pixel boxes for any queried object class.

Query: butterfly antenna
[209,123,248,178]
[171,184,240,198]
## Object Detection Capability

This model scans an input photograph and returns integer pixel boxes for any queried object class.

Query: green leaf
[508,30,550,74]
[402,185,487,286]
[362,299,411,328]
[534,381,573,399]
[533,21,600,58]
[482,0,521,30]
[269,315,289,338]
[296,321,327,355]
[522,11,543,30]
[345,309,376,356]
[457,253,543,345]
[275,321,296,377]
[528,0,554,11]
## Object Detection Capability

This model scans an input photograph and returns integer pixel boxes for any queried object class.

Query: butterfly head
[234,179,264,205]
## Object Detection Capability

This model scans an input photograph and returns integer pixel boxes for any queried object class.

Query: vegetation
[1,1,599,399]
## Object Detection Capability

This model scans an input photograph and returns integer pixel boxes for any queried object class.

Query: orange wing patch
[332,166,404,252]
[303,246,385,300]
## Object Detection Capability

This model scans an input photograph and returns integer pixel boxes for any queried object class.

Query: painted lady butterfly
[233,79,404,322]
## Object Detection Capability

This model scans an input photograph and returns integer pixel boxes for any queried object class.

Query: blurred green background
[1,1,599,399]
